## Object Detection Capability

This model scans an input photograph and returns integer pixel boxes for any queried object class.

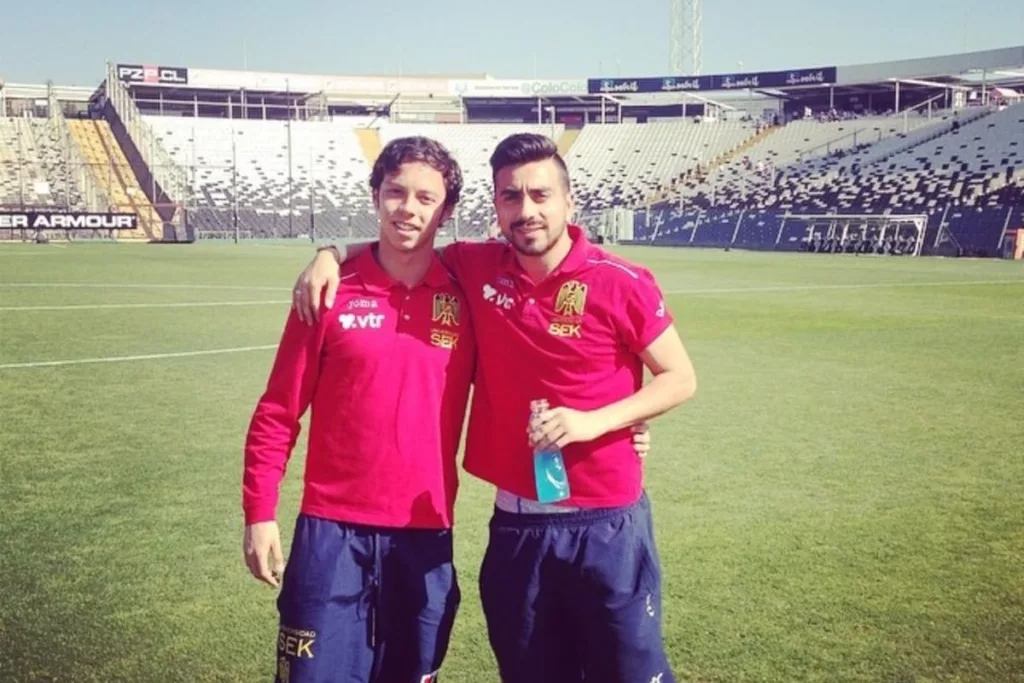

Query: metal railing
[103,63,188,204]
[47,86,109,212]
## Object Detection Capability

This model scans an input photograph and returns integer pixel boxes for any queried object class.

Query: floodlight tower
[670,0,703,75]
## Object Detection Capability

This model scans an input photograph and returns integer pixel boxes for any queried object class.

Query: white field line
[664,279,1024,295]
[0,300,289,312]
[0,282,289,292]
[2,278,1022,370]
[0,345,278,370]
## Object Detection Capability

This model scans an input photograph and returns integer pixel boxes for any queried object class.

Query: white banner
[148,68,588,98]
[186,68,450,96]
[449,79,589,98]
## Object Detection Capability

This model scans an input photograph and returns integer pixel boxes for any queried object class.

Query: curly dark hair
[369,136,463,209]
[489,133,570,192]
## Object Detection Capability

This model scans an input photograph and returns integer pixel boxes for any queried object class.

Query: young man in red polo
[292,133,696,682]
[243,137,475,683]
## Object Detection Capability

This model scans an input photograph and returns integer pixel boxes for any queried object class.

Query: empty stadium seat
[0,117,81,209]
[136,104,1021,253]
[566,120,755,210]
[145,116,379,239]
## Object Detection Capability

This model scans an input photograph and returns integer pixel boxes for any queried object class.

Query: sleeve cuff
[632,314,674,354]
[243,503,278,525]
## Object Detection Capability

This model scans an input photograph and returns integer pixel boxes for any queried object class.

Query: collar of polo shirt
[498,224,591,278]
[354,243,452,292]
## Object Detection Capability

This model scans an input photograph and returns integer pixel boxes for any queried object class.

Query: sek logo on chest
[430,292,461,349]
[482,283,515,311]
[548,280,588,339]
[338,312,385,330]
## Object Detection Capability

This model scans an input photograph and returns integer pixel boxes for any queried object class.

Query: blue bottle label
[534,448,570,503]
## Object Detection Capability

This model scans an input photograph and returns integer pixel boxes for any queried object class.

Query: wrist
[244,506,277,526]
[592,404,627,436]
[315,244,341,265]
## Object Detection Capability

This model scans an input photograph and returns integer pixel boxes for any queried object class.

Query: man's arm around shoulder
[293,240,488,324]
[294,241,464,324]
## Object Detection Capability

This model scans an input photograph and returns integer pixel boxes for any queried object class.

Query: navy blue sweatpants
[478,492,674,683]
[274,514,459,683]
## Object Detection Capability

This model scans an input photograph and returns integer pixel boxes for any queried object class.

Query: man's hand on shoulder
[293,247,341,325]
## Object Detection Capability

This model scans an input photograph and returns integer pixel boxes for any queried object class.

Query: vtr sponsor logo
[482,283,515,310]
[339,313,385,330]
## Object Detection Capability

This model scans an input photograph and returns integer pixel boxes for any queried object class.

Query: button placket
[517,284,545,334]
[517,276,536,311]
[396,289,413,329]
[527,282,557,332]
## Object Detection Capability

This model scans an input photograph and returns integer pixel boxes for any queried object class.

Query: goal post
[785,213,929,256]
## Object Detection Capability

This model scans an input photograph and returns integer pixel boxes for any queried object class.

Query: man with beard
[292,133,696,682]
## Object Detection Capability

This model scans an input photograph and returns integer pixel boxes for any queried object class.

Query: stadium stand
[5,49,1021,254]
[674,113,959,211]
[0,117,80,208]
[637,103,1024,256]
[566,119,756,210]
[139,106,1022,250]
[775,103,1024,217]
[67,119,162,240]
[146,116,378,238]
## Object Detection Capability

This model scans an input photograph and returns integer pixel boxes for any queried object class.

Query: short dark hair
[489,133,570,192]
[370,136,463,209]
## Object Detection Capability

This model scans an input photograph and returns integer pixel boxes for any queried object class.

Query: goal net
[786,213,928,256]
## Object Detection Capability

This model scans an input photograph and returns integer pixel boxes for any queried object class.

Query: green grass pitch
[1,241,1022,682]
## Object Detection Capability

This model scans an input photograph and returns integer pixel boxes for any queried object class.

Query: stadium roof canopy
[585,45,1024,107]
[3,46,1021,119]
[85,45,1021,108]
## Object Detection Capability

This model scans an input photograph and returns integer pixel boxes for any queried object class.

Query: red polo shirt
[243,247,475,529]
[442,225,673,508]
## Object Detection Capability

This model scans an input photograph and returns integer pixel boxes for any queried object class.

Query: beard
[508,220,565,257]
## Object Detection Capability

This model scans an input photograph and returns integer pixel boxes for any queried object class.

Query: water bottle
[530,399,571,503]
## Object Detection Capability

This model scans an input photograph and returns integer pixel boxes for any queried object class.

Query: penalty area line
[0,345,278,370]
[0,300,290,312]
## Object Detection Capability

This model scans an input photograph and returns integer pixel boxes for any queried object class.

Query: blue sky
[1,0,1021,86]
